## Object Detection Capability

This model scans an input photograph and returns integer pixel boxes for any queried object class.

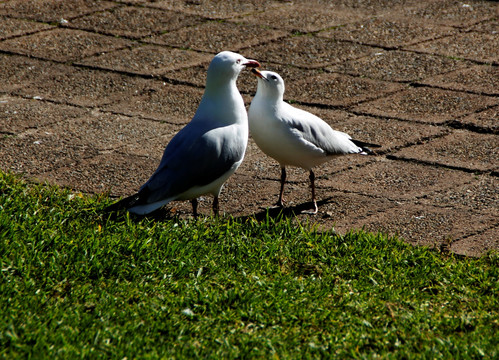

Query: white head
[206,51,260,90]
[252,69,285,102]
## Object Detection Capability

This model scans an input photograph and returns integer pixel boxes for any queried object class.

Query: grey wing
[282,105,363,155]
[141,123,245,203]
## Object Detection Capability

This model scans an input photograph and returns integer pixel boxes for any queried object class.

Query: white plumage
[108,51,260,216]
[248,69,379,213]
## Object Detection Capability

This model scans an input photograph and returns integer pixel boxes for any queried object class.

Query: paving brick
[289,72,404,107]
[296,0,423,16]
[451,227,499,257]
[400,0,497,27]
[227,159,348,215]
[235,4,363,32]
[328,50,470,82]
[12,62,148,107]
[417,64,499,96]
[0,95,88,134]
[406,31,499,65]
[421,174,498,213]
[0,28,132,62]
[352,87,498,123]
[0,0,117,22]
[78,45,212,76]
[326,158,476,200]
[469,17,499,34]
[30,111,182,154]
[119,126,183,159]
[0,54,54,92]
[319,17,455,49]
[145,0,282,19]
[243,111,449,200]
[247,35,381,68]
[145,20,287,53]
[37,153,156,196]
[68,5,202,38]
[350,203,496,248]
[103,80,204,124]
[0,16,54,40]
[458,106,498,134]
[220,172,288,217]
[0,130,99,178]
[224,175,394,231]
[392,130,499,172]
[316,193,394,234]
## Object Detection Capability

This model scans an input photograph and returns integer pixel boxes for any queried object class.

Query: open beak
[251,68,268,81]
[243,59,260,68]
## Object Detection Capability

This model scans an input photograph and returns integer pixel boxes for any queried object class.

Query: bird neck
[196,79,246,125]
[257,88,283,105]
[205,69,238,91]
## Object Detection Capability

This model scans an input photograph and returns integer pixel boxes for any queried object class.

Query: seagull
[107,51,260,217]
[248,69,380,214]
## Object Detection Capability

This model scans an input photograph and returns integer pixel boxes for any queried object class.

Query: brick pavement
[0,0,497,256]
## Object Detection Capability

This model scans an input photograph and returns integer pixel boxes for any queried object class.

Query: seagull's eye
[236,59,242,64]
[270,75,277,80]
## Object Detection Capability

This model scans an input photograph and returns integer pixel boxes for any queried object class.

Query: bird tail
[104,193,142,213]
[104,188,172,215]
[351,139,381,155]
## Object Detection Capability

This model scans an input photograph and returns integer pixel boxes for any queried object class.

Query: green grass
[0,171,497,359]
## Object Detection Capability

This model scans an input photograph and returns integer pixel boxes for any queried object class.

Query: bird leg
[302,170,318,214]
[191,198,198,218]
[276,167,286,207]
[212,196,220,217]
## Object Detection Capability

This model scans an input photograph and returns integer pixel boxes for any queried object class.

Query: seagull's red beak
[243,59,260,68]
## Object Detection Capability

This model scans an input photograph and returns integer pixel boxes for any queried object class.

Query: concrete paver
[0,15,54,39]
[393,130,499,172]
[68,5,203,38]
[458,106,498,133]
[400,0,497,27]
[417,64,499,96]
[328,50,470,82]
[0,95,88,133]
[352,87,498,123]
[0,0,117,22]
[78,44,213,76]
[248,35,381,68]
[405,31,499,64]
[324,159,478,201]
[146,20,287,53]
[0,28,133,62]
[102,80,205,123]
[13,62,149,107]
[291,72,404,106]
[0,0,497,257]
[319,18,456,49]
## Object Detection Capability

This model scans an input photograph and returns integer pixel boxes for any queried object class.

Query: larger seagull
[107,51,260,216]
[248,69,380,214]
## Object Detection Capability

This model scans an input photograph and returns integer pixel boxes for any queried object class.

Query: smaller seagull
[106,51,260,217]
[248,69,380,214]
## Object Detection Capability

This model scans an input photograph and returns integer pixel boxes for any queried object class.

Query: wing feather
[140,122,245,204]
[280,103,362,155]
